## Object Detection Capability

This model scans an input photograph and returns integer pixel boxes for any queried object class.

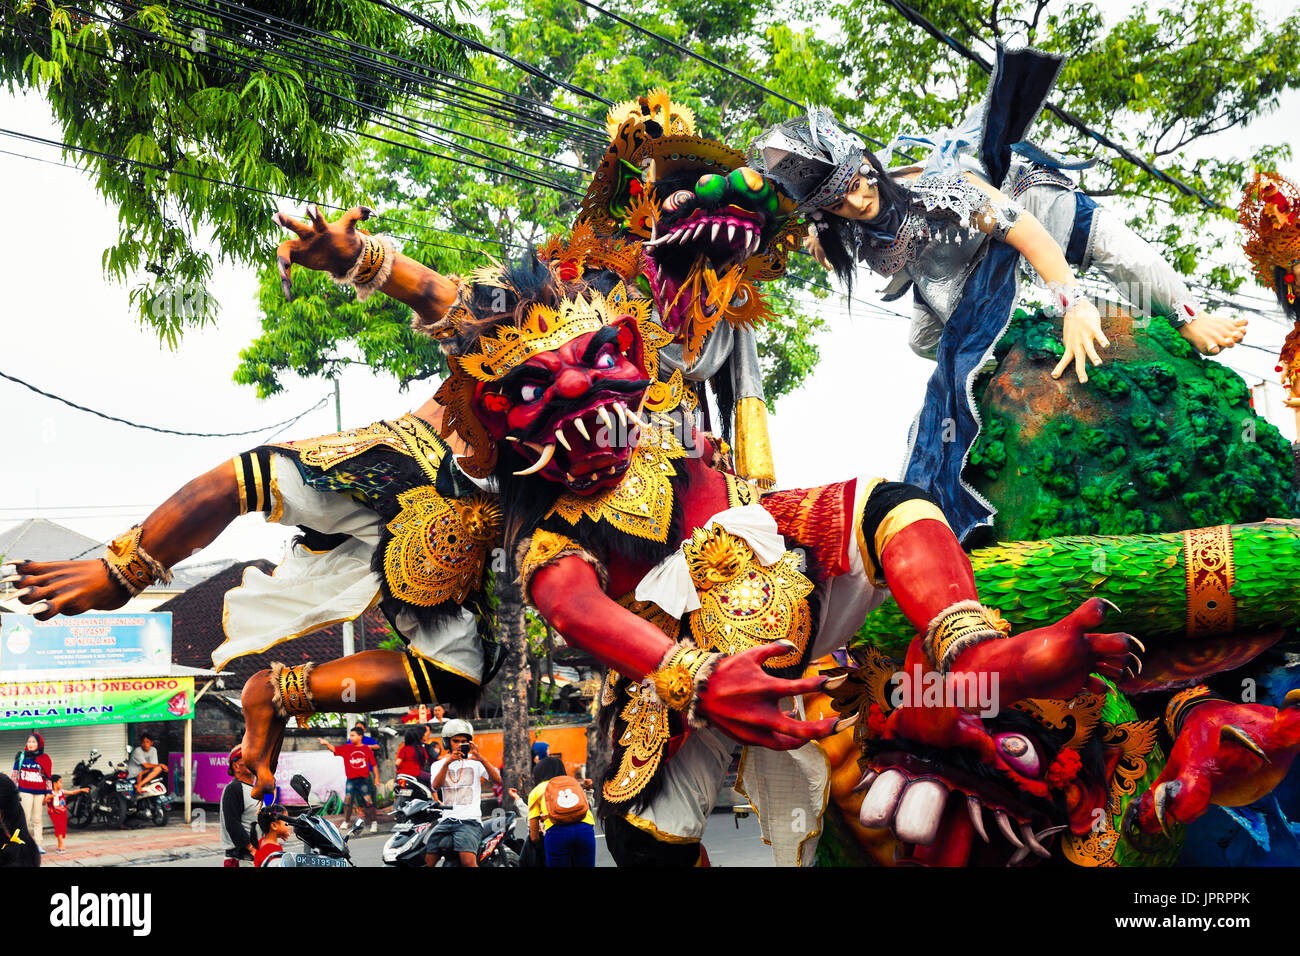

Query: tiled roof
[0,518,102,563]
[156,560,395,688]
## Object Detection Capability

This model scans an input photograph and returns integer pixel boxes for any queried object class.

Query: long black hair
[816,149,913,297]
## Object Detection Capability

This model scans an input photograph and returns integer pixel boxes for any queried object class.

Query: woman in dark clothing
[0,773,41,867]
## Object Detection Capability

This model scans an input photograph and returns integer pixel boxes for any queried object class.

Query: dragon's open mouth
[858,752,1067,867]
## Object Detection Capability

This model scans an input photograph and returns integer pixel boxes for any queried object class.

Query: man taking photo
[424,719,500,867]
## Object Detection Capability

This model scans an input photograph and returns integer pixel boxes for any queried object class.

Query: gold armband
[922,600,1010,673]
[649,641,717,728]
[102,525,172,596]
[335,233,397,301]
[270,661,317,719]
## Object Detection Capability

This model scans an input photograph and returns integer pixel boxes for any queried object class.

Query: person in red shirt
[11,733,52,854]
[319,728,379,832]
[395,726,426,780]
[44,775,88,852]
[252,804,291,867]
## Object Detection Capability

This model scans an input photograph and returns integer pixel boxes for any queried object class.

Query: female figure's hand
[1053,297,1110,384]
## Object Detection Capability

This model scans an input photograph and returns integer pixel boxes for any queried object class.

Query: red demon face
[471,314,650,495]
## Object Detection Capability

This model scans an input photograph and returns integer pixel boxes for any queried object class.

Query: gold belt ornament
[1182,526,1235,636]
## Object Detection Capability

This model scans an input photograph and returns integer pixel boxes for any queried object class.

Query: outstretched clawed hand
[695,642,852,750]
[274,204,374,300]
[2,560,127,621]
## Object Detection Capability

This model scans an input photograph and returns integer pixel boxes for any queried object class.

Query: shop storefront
[0,612,221,821]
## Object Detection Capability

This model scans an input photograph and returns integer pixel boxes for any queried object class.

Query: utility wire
[571,0,912,160]
[874,0,1228,211]
[0,370,329,438]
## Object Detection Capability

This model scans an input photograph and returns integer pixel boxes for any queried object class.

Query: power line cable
[0,370,330,437]
[874,0,1228,211]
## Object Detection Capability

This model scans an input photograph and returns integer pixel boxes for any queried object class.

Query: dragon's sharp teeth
[554,428,572,452]
[614,403,629,426]
[967,796,990,843]
[996,810,1024,848]
[565,472,576,483]
[711,222,721,243]
[596,406,613,432]
[512,443,555,476]
[573,418,591,441]
[727,223,736,242]
[1021,822,1051,858]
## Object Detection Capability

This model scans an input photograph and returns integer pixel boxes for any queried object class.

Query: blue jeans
[544,821,596,867]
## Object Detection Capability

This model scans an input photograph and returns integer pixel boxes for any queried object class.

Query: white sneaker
[369,821,378,834]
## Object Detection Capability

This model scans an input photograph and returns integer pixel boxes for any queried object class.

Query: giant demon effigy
[6,45,1299,867]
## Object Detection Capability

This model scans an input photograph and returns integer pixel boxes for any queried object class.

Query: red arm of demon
[529,555,838,749]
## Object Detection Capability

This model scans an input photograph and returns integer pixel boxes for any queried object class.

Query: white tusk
[996,811,1023,848]
[711,222,721,243]
[596,406,613,432]
[573,418,591,442]
[566,472,576,483]
[614,403,629,427]
[727,224,736,242]
[554,428,572,452]
[512,443,555,476]
[967,796,989,843]
[1021,823,1051,859]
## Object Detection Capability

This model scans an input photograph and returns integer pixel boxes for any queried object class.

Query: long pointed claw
[596,406,614,432]
[1036,824,1068,840]
[512,443,556,476]
[822,674,849,692]
[967,796,989,843]
[554,428,572,452]
[851,770,878,793]
[1007,844,1031,866]
[1,574,20,585]
[1220,725,1270,762]
[1127,653,1143,675]
[833,713,858,734]
[29,601,49,615]
[573,418,591,442]
[1021,822,1051,858]
[996,810,1023,848]
[1128,635,1146,654]
[1099,598,1122,615]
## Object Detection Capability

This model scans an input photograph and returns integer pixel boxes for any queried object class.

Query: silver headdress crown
[747,106,866,213]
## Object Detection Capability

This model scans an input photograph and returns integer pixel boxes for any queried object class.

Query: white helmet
[441,718,474,744]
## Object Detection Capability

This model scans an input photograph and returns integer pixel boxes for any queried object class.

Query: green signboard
[0,676,194,729]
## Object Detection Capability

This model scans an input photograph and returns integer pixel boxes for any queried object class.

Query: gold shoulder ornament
[383,488,502,608]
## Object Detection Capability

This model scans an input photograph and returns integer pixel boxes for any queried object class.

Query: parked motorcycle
[67,749,109,829]
[260,774,364,867]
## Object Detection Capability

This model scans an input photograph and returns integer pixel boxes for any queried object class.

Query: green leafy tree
[237,0,833,407]
[1,0,469,343]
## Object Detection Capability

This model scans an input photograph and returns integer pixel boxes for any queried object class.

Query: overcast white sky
[1,7,1297,567]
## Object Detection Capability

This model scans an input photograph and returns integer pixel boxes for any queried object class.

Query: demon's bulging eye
[995,733,1041,777]
[519,383,545,403]
[594,349,617,370]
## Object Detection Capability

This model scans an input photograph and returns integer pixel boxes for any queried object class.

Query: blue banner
[0,613,172,680]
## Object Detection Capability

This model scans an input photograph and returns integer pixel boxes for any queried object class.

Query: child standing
[44,775,87,852]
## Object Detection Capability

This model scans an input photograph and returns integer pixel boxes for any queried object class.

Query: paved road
[152,809,775,867]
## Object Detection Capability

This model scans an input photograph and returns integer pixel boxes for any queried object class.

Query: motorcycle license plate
[291,854,349,867]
